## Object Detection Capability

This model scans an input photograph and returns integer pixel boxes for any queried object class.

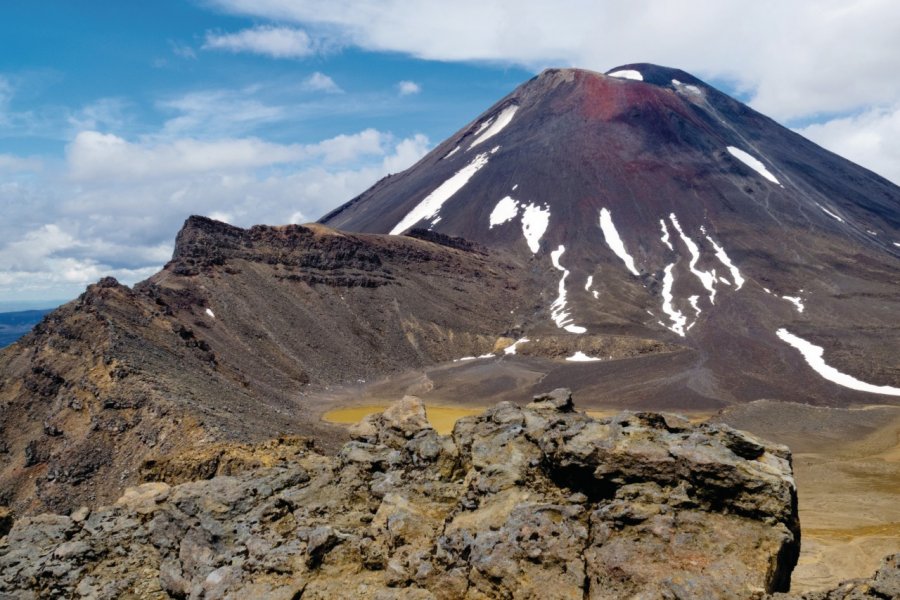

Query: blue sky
[1,0,899,308]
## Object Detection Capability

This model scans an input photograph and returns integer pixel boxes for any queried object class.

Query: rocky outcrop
[0,391,800,598]
[772,553,900,599]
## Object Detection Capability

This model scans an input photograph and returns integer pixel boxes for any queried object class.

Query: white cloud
[303,72,342,93]
[0,128,429,301]
[157,88,287,137]
[67,132,305,181]
[66,127,400,181]
[0,154,42,173]
[796,103,900,186]
[206,0,900,121]
[170,40,197,60]
[203,25,319,59]
[397,80,421,96]
[67,98,130,133]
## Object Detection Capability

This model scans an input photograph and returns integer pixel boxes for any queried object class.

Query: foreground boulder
[0,390,800,598]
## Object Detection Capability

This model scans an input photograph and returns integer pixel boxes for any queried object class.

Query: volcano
[322,64,900,404]
[1,64,899,518]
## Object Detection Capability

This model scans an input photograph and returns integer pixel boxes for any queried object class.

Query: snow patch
[599,208,640,276]
[585,275,593,291]
[489,196,520,228]
[669,213,717,304]
[705,236,745,289]
[205,308,215,318]
[504,337,530,355]
[512,184,518,191]
[609,69,643,81]
[443,146,459,159]
[672,79,701,95]
[566,351,601,362]
[390,153,489,234]
[782,296,804,313]
[660,263,687,337]
[521,203,550,254]
[816,203,845,223]
[727,146,781,185]
[549,245,586,334]
[591,290,599,299]
[776,329,900,396]
[867,230,877,236]
[688,295,701,317]
[660,219,673,251]
[470,105,519,149]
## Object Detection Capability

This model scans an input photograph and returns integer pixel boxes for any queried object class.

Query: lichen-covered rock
[0,391,800,599]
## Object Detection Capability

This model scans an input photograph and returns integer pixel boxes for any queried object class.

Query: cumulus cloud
[302,72,342,93]
[796,104,900,186]
[206,0,900,121]
[203,25,320,59]
[0,129,430,301]
[397,80,421,96]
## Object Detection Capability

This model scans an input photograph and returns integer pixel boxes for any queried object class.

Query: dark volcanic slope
[0,217,537,515]
[322,64,900,403]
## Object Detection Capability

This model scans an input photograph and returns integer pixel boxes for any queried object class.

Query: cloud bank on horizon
[0,0,898,303]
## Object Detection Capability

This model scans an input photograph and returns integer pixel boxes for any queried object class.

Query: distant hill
[0,309,52,349]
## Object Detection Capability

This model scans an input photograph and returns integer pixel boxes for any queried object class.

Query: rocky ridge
[1,391,803,598]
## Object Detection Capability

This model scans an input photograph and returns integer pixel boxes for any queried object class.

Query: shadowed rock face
[0,392,801,599]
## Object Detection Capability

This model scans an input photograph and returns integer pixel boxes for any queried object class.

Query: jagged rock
[771,553,900,600]
[0,393,800,599]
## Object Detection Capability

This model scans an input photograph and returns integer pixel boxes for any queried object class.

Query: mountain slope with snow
[323,64,900,403]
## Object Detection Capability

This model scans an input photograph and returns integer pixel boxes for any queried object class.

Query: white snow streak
[443,146,459,159]
[521,203,550,254]
[660,263,687,337]
[390,153,489,235]
[504,337,530,355]
[816,203,845,223]
[599,208,640,276]
[549,245,586,334]
[489,196,519,228]
[672,79,701,95]
[566,351,601,362]
[660,219,673,251]
[705,236,745,289]
[669,213,717,304]
[688,295,701,317]
[470,105,519,149]
[585,275,593,291]
[776,329,900,396]
[782,296,805,313]
[609,70,643,81]
[727,146,781,185]
[205,308,215,318]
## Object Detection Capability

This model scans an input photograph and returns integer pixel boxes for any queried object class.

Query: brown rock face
[0,218,538,516]
[0,392,800,598]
